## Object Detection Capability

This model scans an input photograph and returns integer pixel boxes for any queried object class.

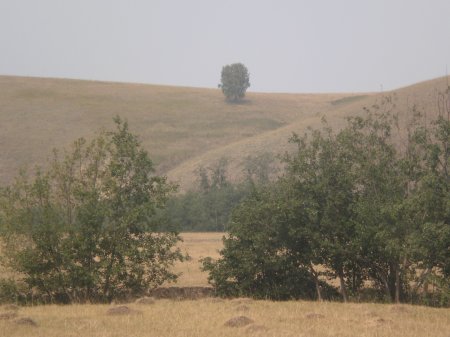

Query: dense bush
[0,117,185,303]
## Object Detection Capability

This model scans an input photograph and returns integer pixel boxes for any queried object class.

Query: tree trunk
[395,264,401,303]
[309,264,322,301]
[338,269,348,302]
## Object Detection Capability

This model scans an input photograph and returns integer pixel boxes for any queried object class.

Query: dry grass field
[169,232,224,287]
[0,233,449,337]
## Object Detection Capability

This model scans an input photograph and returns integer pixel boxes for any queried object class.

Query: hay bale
[106,305,142,316]
[0,311,18,320]
[134,297,155,305]
[305,312,325,319]
[15,317,38,326]
[224,316,254,327]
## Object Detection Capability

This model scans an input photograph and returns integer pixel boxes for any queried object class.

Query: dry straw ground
[0,233,449,337]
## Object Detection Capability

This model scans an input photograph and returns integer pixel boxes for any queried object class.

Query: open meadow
[0,233,449,337]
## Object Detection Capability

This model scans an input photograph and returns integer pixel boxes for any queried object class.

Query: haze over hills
[0,75,448,190]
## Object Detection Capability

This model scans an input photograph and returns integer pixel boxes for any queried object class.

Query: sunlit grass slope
[1,75,448,190]
[0,75,350,186]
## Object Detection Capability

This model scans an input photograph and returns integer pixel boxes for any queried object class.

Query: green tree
[0,117,184,303]
[219,63,250,102]
[202,181,335,300]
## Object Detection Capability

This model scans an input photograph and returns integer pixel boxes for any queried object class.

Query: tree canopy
[219,63,250,102]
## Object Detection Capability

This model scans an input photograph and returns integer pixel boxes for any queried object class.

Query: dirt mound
[135,297,155,305]
[224,316,254,327]
[0,311,18,320]
[305,312,325,319]
[149,287,213,300]
[106,305,142,316]
[15,317,38,326]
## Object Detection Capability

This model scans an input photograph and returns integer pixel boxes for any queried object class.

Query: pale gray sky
[1,0,449,93]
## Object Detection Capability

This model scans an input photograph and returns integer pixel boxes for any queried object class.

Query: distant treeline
[161,154,278,232]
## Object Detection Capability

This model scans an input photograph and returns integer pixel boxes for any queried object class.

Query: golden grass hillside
[0,232,449,337]
[2,75,449,191]
[0,75,352,187]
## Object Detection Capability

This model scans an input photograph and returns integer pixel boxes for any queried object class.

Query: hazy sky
[1,0,450,93]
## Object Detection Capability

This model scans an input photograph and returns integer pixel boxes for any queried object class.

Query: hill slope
[1,75,448,189]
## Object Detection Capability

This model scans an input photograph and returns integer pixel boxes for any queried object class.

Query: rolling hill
[0,75,448,190]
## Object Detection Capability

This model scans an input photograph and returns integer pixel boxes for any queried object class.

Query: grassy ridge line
[0,75,351,185]
[168,76,450,190]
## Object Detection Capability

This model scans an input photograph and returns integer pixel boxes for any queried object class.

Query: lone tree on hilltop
[219,63,250,102]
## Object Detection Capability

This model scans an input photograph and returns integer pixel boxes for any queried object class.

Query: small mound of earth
[15,317,38,326]
[224,316,254,327]
[235,304,250,312]
[135,297,155,305]
[0,311,18,320]
[305,313,325,319]
[246,324,269,333]
[106,305,142,316]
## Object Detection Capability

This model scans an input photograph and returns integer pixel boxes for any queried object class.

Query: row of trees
[203,97,449,305]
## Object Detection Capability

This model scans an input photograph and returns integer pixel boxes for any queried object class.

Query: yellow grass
[170,232,224,287]
[0,299,449,337]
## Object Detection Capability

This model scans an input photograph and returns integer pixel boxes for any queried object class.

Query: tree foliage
[0,117,184,303]
[203,95,450,306]
[219,63,250,102]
